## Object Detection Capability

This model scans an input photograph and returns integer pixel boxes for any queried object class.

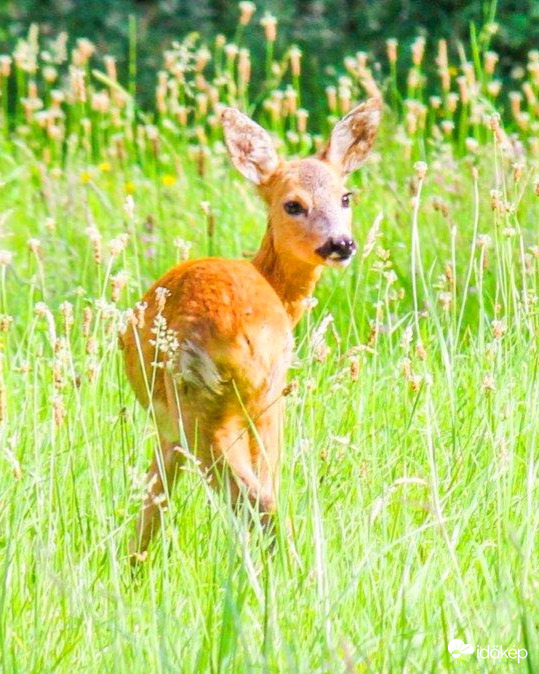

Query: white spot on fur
[178,340,225,395]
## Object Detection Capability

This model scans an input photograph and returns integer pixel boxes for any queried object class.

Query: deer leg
[129,375,189,560]
[129,437,184,560]
[211,413,274,518]
[249,400,284,523]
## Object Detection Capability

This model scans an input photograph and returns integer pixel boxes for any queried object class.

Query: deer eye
[341,192,352,208]
[284,201,306,216]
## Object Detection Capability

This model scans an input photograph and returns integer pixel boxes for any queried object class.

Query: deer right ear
[221,108,279,185]
[320,97,382,176]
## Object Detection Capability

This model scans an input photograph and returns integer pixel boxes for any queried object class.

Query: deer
[122,98,381,559]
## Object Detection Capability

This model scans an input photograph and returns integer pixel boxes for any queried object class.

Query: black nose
[316,237,357,261]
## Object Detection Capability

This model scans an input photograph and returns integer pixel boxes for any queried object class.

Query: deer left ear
[221,107,279,185]
[320,97,382,176]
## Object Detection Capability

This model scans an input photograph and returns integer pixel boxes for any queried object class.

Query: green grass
[0,25,539,674]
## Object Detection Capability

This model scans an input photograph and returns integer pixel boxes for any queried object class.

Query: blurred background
[0,0,536,114]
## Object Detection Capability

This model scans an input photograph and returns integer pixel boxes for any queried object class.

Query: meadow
[0,8,538,673]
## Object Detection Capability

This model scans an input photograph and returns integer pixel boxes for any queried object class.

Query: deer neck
[252,226,322,326]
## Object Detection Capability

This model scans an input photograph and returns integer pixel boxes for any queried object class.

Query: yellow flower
[98,161,111,173]
[125,181,136,195]
[80,170,92,184]
[161,174,176,187]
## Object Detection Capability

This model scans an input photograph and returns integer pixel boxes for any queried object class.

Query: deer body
[123,99,381,557]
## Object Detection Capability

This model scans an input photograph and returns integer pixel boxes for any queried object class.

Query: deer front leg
[211,413,274,519]
[249,399,284,522]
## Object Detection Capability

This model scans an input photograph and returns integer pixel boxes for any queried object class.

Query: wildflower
[82,307,92,337]
[386,38,398,64]
[86,226,102,264]
[492,320,506,339]
[384,269,397,285]
[80,170,92,185]
[296,109,308,133]
[440,120,455,136]
[111,271,129,303]
[0,250,13,267]
[0,314,13,332]
[416,341,427,361]
[125,181,136,195]
[302,296,318,310]
[513,162,524,183]
[238,49,251,87]
[289,46,302,77]
[408,373,423,392]
[310,314,334,362]
[155,287,171,314]
[432,197,450,217]
[325,86,337,112]
[362,212,383,259]
[28,238,41,256]
[109,233,129,258]
[438,291,452,311]
[465,137,479,154]
[86,336,97,356]
[161,174,176,187]
[260,13,278,42]
[135,301,147,329]
[509,91,522,117]
[477,234,492,249]
[76,38,95,63]
[482,372,495,393]
[60,301,74,330]
[411,36,426,67]
[224,43,238,61]
[282,380,299,397]
[123,195,135,220]
[486,80,502,97]
[484,50,499,74]
[490,189,503,212]
[173,237,192,261]
[239,1,256,26]
[414,161,428,179]
[489,113,504,142]
[52,394,66,426]
[350,357,360,381]
[98,161,111,173]
[103,55,117,80]
[0,55,12,77]
[400,326,413,351]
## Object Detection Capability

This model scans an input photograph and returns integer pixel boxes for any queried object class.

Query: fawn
[122,98,381,557]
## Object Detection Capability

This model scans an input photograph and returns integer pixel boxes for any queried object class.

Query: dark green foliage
[0,0,536,112]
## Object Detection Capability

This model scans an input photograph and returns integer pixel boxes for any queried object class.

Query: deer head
[221,98,381,268]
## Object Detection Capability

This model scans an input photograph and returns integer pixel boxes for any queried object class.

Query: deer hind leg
[130,374,188,560]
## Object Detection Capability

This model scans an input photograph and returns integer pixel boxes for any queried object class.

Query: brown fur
[124,99,381,559]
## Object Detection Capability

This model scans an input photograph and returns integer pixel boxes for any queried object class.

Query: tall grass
[0,8,538,673]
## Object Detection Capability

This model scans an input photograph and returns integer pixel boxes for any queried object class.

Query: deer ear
[221,108,279,185]
[320,98,382,175]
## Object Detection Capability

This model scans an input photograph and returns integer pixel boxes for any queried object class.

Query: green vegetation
[0,8,538,672]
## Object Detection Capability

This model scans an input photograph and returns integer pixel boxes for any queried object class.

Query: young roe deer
[122,98,381,557]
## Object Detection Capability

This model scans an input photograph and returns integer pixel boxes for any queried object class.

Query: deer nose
[317,236,357,261]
